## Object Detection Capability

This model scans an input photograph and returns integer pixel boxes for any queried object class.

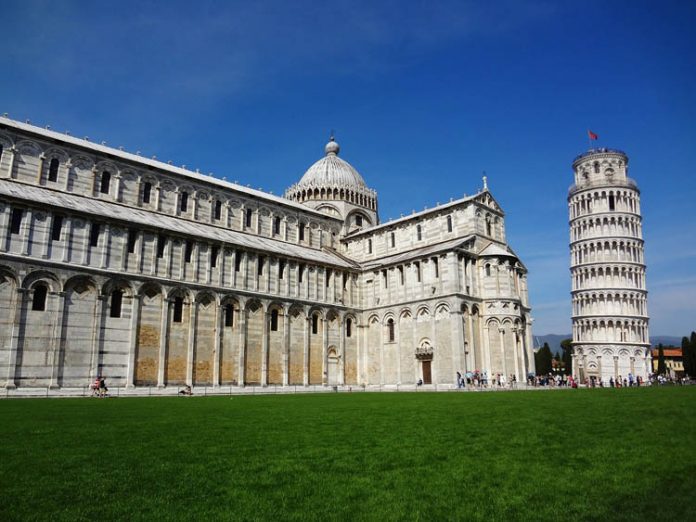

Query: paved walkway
[1,383,572,399]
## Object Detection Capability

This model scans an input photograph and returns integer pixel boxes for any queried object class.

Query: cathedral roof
[0,116,338,221]
[294,137,368,191]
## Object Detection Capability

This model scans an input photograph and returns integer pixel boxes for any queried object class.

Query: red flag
[588,130,599,140]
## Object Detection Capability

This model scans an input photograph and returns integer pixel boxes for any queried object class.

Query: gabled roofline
[343,188,505,241]
[0,116,341,222]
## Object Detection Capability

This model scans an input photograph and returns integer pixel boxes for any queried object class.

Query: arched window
[486,219,492,236]
[312,314,319,334]
[447,215,453,233]
[367,238,372,254]
[173,296,184,323]
[245,208,253,228]
[273,216,281,235]
[387,318,395,342]
[89,223,101,247]
[110,289,123,318]
[608,194,615,211]
[593,162,600,174]
[390,232,395,248]
[270,309,279,331]
[10,208,22,234]
[32,284,48,311]
[346,318,352,338]
[48,158,59,182]
[51,215,63,241]
[416,224,422,241]
[485,264,491,277]
[142,181,152,204]
[224,304,234,327]
[100,171,111,194]
[180,191,189,212]
[214,200,222,220]
[257,255,265,276]
[299,223,305,241]
[355,215,363,226]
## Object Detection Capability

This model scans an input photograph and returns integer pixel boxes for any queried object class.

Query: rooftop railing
[573,148,627,164]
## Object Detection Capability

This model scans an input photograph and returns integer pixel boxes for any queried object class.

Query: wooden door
[422,360,432,384]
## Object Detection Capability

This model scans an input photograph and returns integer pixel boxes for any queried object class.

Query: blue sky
[2,0,694,337]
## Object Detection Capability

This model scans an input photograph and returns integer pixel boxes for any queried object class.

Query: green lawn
[1,388,694,521]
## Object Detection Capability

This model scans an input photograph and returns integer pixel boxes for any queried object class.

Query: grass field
[1,387,694,521]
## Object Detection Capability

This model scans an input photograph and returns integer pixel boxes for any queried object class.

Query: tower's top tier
[570,148,637,195]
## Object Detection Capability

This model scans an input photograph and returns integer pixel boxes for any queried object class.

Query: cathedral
[0,116,533,392]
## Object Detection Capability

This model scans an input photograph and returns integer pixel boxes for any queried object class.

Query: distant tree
[535,343,553,375]
[656,344,667,375]
[561,338,573,376]
[682,336,692,377]
[681,332,696,378]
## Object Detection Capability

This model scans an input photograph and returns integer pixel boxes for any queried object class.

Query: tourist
[179,385,193,396]
[456,371,462,389]
[98,377,108,398]
[91,377,100,397]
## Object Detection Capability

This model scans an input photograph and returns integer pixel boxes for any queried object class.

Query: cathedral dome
[295,137,367,191]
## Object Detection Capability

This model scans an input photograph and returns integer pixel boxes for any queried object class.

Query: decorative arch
[21,270,61,292]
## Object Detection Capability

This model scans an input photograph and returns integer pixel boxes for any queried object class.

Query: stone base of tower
[571,344,652,383]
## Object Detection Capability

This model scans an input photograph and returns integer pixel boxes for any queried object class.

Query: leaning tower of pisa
[568,148,651,382]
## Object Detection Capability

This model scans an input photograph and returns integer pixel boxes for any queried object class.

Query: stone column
[37,153,46,183]
[338,316,346,385]
[282,310,290,386]
[238,308,247,385]
[483,325,492,376]
[89,295,107,381]
[61,217,73,263]
[525,320,535,375]
[466,310,475,371]
[100,224,110,269]
[512,328,521,382]
[21,208,32,256]
[186,299,198,386]
[6,146,17,179]
[212,302,222,387]
[499,327,507,379]
[572,354,579,380]
[125,294,142,388]
[0,206,9,253]
[450,309,464,378]
[4,288,25,389]
[114,172,122,202]
[157,299,169,387]
[261,308,269,387]
[303,316,310,386]
[43,293,65,404]
[322,316,329,385]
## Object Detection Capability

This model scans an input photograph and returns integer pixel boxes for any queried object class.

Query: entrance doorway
[422,360,432,384]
